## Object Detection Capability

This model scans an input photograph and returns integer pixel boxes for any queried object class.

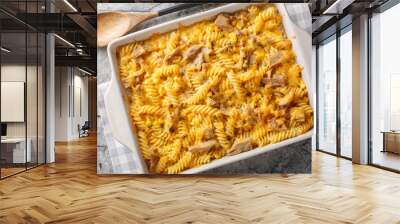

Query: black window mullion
[44,29,47,164]
[367,10,373,165]
[336,27,341,157]
[36,0,39,167]
[316,45,319,151]
[25,0,28,171]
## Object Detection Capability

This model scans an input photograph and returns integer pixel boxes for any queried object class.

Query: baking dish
[106,3,313,174]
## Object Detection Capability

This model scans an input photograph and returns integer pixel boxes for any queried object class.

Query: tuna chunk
[269,51,283,67]
[132,45,146,58]
[227,137,252,156]
[188,140,217,153]
[271,74,287,87]
[192,50,204,66]
[164,48,181,61]
[215,14,232,30]
[183,45,202,61]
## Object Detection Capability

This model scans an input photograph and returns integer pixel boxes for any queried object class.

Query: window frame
[367,0,400,173]
[0,0,47,180]
[315,24,352,161]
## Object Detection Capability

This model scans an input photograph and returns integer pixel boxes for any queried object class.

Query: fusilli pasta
[117,4,313,173]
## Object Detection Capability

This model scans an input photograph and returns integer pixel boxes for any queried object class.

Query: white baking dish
[106,3,313,174]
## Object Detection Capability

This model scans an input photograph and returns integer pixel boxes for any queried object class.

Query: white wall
[1,65,39,138]
[1,63,46,164]
[1,65,25,139]
[72,73,89,138]
[54,67,89,141]
[55,66,69,141]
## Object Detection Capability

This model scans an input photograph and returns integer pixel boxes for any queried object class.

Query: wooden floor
[373,150,400,171]
[1,167,26,178]
[1,163,45,178]
[0,136,400,223]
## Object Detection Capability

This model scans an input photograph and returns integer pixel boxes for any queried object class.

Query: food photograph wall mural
[97,3,314,175]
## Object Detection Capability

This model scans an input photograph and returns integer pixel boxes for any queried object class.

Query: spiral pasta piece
[214,122,231,149]
[154,64,180,80]
[251,125,270,143]
[150,127,170,148]
[227,71,245,99]
[131,108,147,131]
[183,105,222,117]
[143,78,160,104]
[167,152,193,174]
[137,131,152,160]
[138,105,164,115]
[190,153,211,167]
[258,7,278,21]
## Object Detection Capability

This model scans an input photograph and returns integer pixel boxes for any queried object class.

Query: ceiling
[311,0,392,44]
[1,32,45,65]
[0,0,99,74]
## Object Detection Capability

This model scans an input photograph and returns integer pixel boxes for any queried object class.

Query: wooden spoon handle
[125,11,158,31]
[97,4,201,47]
[124,3,201,35]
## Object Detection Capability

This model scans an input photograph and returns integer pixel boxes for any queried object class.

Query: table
[1,138,32,164]
[381,131,400,154]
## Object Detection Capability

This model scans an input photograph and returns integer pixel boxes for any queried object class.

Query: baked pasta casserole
[117,4,313,174]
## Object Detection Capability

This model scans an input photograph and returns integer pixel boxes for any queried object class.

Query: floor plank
[0,135,399,224]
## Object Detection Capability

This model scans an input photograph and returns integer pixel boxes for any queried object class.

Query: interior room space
[54,66,96,142]
[370,2,400,171]
[0,21,46,178]
[52,2,97,145]
[314,0,400,173]
[0,0,97,179]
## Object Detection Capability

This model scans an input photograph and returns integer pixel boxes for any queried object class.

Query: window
[317,36,337,154]
[339,27,352,158]
[0,1,47,179]
[371,2,400,171]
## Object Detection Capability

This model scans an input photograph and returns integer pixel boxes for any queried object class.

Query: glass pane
[27,31,38,169]
[318,37,337,154]
[312,46,317,151]
[38,32,45,165]
[371,3,400,171]
[26,0,39,169]
[1,30,27,177]
[340,29,352,158]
